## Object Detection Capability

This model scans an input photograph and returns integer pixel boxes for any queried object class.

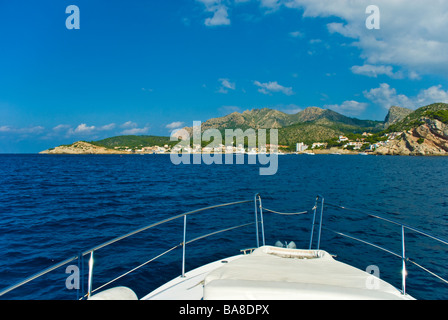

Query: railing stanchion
[182,215,187,278]
[254,194,260,248]
[402,225,406,295]
[258,195,265,246]
[317,196,324,250]
[309,197,318,249]
[87,251,94,298]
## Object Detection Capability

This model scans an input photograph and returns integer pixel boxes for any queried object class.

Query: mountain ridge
[183,106,383,146]
[190,106,383,133]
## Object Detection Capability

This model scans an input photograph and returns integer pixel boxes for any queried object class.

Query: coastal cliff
[375,118,448,156]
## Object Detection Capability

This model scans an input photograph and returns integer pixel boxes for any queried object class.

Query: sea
[0,153,447,300]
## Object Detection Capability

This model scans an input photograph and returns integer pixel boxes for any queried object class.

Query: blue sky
[1,0,448,153]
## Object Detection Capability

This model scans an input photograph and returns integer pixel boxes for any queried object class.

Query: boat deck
[142,246,413,300]
[142,255,243,300]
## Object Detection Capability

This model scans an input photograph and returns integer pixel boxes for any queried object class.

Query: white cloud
[166,121,185,130]
[62,123,117,136]
[98,123,116,131]
[196,0,231,26]
[351,64,404,79]
[218,78,236,93]
[0,125,45,135]
[254,80,294,95]
[289,30,304,38]
[415,85,448,106]
[282,0,448,76]
[53,124,71,131]
[364,83,448,110]
[74,123,96,134]
[192,1,448,76]
[193,0,448,76]
[120,121,138,129]
[364,83,414,110]
[1,121,142,140]
[119,121,150,135]
[0,126,12,132]
[24,126,45,134]
[121,127,150,135]
[205,6,231,26]
[325,100,368,116]
[259,0,282,12]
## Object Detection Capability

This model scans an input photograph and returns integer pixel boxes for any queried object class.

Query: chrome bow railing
[0,196,265,299]
[1,194,447,299]
[309,195,448,296]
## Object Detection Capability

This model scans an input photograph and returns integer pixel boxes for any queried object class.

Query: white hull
[142,246,413,300]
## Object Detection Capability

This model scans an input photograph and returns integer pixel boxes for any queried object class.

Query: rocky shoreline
[39,141,447,156]
[374,118,448,156]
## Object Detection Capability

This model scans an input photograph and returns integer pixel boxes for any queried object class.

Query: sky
[1,0,448,153]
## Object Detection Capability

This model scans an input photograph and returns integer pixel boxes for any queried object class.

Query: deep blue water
[0,154,447,300]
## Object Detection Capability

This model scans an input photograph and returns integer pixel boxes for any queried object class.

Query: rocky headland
[375,118,448,156]
[40,141,126,154]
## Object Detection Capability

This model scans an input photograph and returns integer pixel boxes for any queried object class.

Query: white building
[156,147,167,153]
[312,142,327,149]
[344,142,364,150]
[296,142,309,152]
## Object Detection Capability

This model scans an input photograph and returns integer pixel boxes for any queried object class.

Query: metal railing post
[182,215,187,278]
[87,251,94,298]
[258,195,265,246]
[254,194,260,248]
[401,225,406,295]
[317,196,325,250]
[309,196,318,249]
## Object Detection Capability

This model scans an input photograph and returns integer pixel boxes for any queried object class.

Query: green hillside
[92,135,175,149]
[277,118,383,147]
[188,107,383,148]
